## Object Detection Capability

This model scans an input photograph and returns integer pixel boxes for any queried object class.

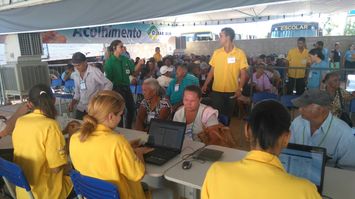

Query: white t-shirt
[157,75,172,88]
[173,104,219,141]
[0,120,6,132]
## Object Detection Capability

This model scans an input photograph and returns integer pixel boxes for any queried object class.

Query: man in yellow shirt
[201,100,321,199]
[286,37,310,95]
[153,47,162,62]
[202,28,248,123]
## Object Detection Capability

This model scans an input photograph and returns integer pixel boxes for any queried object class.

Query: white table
[164,145,247,189]
[164,145,355,199]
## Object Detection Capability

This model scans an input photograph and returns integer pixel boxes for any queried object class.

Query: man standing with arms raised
[202,28,248,124]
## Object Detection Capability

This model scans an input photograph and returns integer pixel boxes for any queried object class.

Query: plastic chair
[70,170,120,199]
[218,114,230,126]
[0,157,34,199]
[252,92,278,104]
[136,85,143,95]
[64,79,75,89]
[130,85,136,94]
[280,95,300,108]
[51,78,63,88]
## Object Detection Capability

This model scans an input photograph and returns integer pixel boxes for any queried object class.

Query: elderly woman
[135,78,171,131]
[173,85,219,141]
[323,71,355,118]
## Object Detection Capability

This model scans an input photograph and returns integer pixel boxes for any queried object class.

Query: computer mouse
[182,161,192,170]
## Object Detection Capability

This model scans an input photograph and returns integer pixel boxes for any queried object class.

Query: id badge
[174,84,180,92]
[227,57,236,64]
[126,69,130,75]
[201,74,206,80]
[301,59,307,65]
[147,112,155,123]
[80,80,87,90]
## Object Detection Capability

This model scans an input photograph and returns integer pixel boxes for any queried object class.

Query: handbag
[338,89,353,127]
[197,124,237,148]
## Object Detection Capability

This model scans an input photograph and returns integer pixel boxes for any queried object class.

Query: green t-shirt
[104,54,135,87]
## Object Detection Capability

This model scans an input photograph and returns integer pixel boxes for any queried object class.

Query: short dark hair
[29,84,57,119]
[184,85,202,99]
[221,27,235,41]
[316,41,324,47]
[177,63,188,71]
[309,48,325,60]
[65,63,74,70]
[297,37,306,43]
[247,100,291,150]
[72,52,86,64]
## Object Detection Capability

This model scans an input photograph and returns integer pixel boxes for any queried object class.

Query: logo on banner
[147,25,159,41]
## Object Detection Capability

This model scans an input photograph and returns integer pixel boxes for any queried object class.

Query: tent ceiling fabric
[158,0,354,23]
[0,0,294,34]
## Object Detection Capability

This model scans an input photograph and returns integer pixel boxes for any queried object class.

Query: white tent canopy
[0,0,302,35]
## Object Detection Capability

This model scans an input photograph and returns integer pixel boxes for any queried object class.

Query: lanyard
[182,106,199,134]
[302,115,334,147]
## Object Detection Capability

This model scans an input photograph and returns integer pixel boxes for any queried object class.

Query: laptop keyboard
[144,148,178,165]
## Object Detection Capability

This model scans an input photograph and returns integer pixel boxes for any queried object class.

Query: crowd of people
[0,26,354,199]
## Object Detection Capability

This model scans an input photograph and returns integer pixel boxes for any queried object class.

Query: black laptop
[279,143,327,194]
[143,119,186,165]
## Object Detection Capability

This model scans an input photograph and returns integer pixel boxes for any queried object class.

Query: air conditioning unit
[0,33,49,100]
[0,55,49,100]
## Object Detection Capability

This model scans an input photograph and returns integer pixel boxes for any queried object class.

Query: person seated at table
[12,84,73,199]
[135,78,171,131]
[202,100,321,199]
[70,90,153,199]
[290,89,355,169]
[0,103,30,138]
[167,63,199,111]
[173,85,219,141]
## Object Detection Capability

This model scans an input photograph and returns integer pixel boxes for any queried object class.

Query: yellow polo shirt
[153,52,162,62]
[69,124,146,199]
[202,150,321,199]
[209,47,248,92]
[12,109,72,199]
[287,47,310,78]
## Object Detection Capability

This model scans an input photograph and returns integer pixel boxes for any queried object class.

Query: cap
[72,52,86,64]
[278,54,286,59]
[160,65,173,75]
[292,89,332,107]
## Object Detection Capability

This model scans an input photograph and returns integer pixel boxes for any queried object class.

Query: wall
[185,36,355,57]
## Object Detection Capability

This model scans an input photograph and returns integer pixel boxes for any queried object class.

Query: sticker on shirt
[126,69,130,75]
[80,80,87,90]
[227,57,236,64]
[174,84,180,92]
[147,112,155,123]
[301,59,307,65]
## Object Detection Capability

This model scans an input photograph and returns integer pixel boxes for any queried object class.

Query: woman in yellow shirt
[202,100,321,199]
[70,90,152,199]
[12,84,73,199]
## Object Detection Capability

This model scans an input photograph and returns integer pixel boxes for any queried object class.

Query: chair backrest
[64,79,75,88]
[350,99,355,113]
[280,95,300,108]
[218,114,230,126]
[51,79,63,87]
[70,170,120,199]
[252,92,278,104]
[136,85,143,95]
[130,85,136,94]
[0,157,31,191]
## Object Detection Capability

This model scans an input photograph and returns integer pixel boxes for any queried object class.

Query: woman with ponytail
[70,90,153,199]
[12,84,73,199]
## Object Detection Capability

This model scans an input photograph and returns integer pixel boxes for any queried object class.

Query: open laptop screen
[279,143,326,193]
[147,119,186,151]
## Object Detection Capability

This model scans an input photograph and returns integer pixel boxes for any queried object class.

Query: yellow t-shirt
[12,110,72,199]
[209,47,248,92]
[153,52,162,62]
[202,150,321,199]
[69,124,146,199]
[287,47,310,78]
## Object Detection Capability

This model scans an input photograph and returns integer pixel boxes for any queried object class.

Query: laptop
[346,74,355,92]
[279,143,327,194]
[143,119,186,165]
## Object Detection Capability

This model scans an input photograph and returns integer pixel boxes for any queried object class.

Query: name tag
[126,69,130,75]
[80,80,87,90]
[201,74,206,80]
[174,84,180,92]
[147,112,155,123]
[301,59,307,65]
[227,57,236,64]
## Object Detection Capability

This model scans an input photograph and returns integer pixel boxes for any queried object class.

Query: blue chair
[0,157,34,199]
[252,92,278,104]
[280,95,300,108]
[64,79,75,89]
[51,78,63,88]
[70,170,120,199]
[130,85,136,94]
[218,114,230,126]
[136,85,143,95]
